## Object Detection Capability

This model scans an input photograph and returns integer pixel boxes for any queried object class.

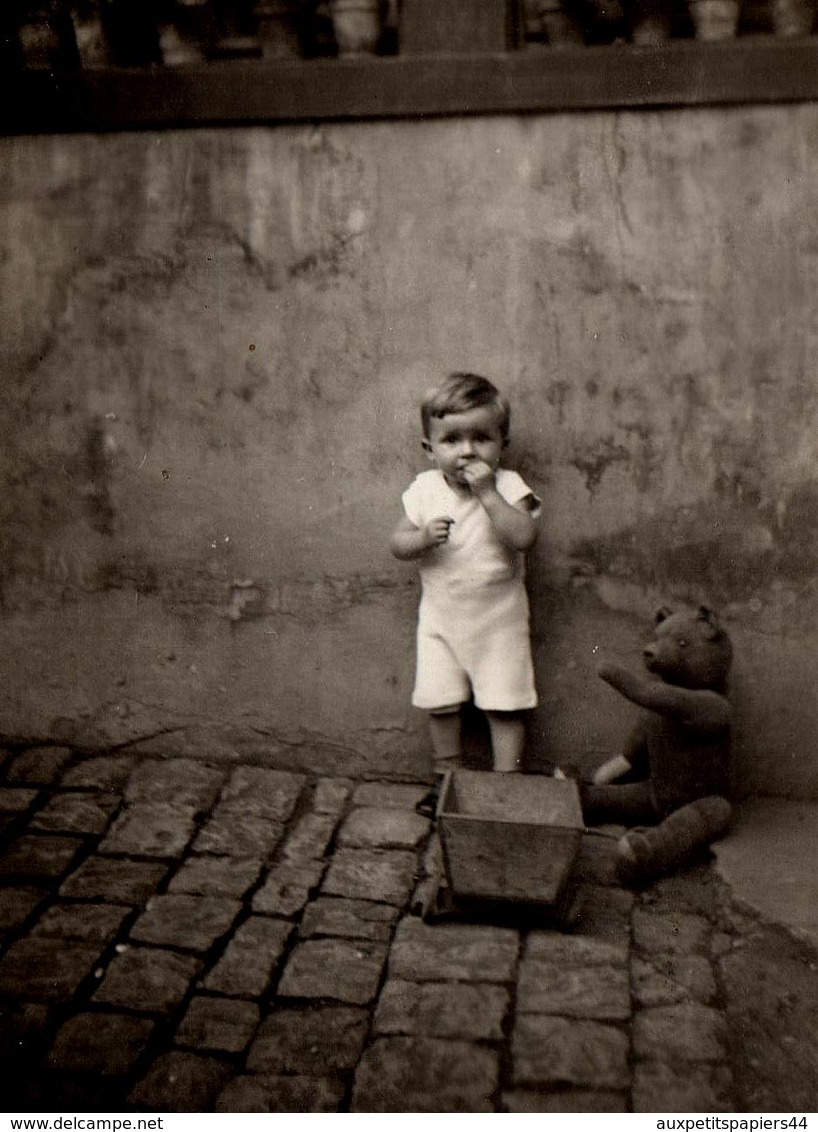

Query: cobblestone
[632,907,711,954]
[322,848,418,905]
[203,916,292,997]
[280,813,339,861]
[129,894,242,951]
[99,804,199,858]
[124,759,225,810]
[352,1036,498,1112]
[193,813,285,858]
[511,1015,630,1090]
[0,788,39,812]
[0,1001,52,1059]
[0,747,808,1113]
[338,807,429,850]
[246,1004,369,1074]
[352,782,431,810]
[503,1089,629,1112]
[374,978,508,1040]
[93,947,203,1014]
[632,1061,736,1112]
[168,854,263,898]
[175,996,261,1053]
[632,952,718,1007]
[30,901,129,945]
[6,746,74,785]
[216,1074,345,1112]
[60,755,134,790]
[59,855,168,902]
[277,937,387,1005]
[29,792,120,835]
[0,885,49,932]
[0,938,100,1001]
[571,884,635,943]
[217,767,306,822]
[0,834,86,878]
[48,1012,156,1075]
[313,777,354,815]
[128,1050,233,1112]
[299,897,398,942]
[517,961,631,1020]
[523,930,628,967]
[389,918,519,982]
[252,861,325,917]
[632,1002,728,1063]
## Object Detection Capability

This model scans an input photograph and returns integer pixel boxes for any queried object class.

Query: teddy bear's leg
[615,795,732,886]
[581,780,657,826]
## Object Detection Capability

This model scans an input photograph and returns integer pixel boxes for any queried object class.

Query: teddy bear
[584,605,734,886]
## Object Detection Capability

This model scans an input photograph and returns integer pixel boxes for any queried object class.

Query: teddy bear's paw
[615,830,651,886]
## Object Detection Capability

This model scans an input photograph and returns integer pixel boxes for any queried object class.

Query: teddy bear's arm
[592,754,633,785]
[598,662,731,731]
[592,718,650,784]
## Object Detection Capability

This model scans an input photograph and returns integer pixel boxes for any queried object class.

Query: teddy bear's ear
[697,605,723,639]
[655,606,673,624]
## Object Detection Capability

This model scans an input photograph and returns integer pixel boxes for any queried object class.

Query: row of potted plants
[7,0,398,69]
[5,0,816,70]
[525,0,815,43]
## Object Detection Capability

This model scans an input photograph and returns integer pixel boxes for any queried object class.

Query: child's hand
[423,516,455,548]
[461,459,497,496]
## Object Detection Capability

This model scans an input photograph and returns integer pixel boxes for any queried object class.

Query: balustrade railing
[5,0,815,74]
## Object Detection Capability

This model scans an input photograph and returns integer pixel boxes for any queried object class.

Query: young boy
[390,373,540,775]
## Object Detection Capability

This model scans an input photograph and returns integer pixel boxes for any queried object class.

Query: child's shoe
[615,795,732,886]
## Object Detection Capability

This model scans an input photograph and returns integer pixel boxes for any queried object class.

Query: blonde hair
[421,373,510,440]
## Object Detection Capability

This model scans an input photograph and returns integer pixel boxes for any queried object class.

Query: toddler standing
[390,373,540,775]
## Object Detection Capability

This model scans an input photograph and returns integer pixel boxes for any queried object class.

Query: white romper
[401,468,540,712]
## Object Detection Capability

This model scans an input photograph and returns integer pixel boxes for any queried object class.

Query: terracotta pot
[160,0,213,63]
[688,0,740,37]
[71,12,112,67]
[255,0,303,57]
[330,0,381,54]
[537,0,584,43]
[20,5,80,69]
[771,0,815,33]
[628,0,673,41]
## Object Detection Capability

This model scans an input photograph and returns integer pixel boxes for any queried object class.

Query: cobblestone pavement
[0,744,816,1113]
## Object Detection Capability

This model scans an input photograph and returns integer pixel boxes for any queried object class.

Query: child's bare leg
[428,706,462,771]
[486,711,525,773]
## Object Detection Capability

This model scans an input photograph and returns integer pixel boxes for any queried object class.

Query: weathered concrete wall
[2,106,818,794]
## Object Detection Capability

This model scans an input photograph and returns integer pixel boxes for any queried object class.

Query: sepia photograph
[0,0,817,1117]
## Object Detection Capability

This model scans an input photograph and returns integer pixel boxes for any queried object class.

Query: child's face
[423,404,507,487]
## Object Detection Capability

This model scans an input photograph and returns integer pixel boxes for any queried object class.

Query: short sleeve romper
[401,468,540,713]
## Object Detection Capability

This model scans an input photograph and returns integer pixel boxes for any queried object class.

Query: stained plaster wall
[2,106,818,795]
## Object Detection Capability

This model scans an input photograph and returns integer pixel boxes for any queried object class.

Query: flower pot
[630,13,672,39]
[628,0,673,41]
[688,0,739,37]
[538,0,584,43]
[19,3,80,69]
[330,0,382,54]
[771,0,815,33]
[71,11,112,67]
[254,0,303,57]
[159,0,213,62]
